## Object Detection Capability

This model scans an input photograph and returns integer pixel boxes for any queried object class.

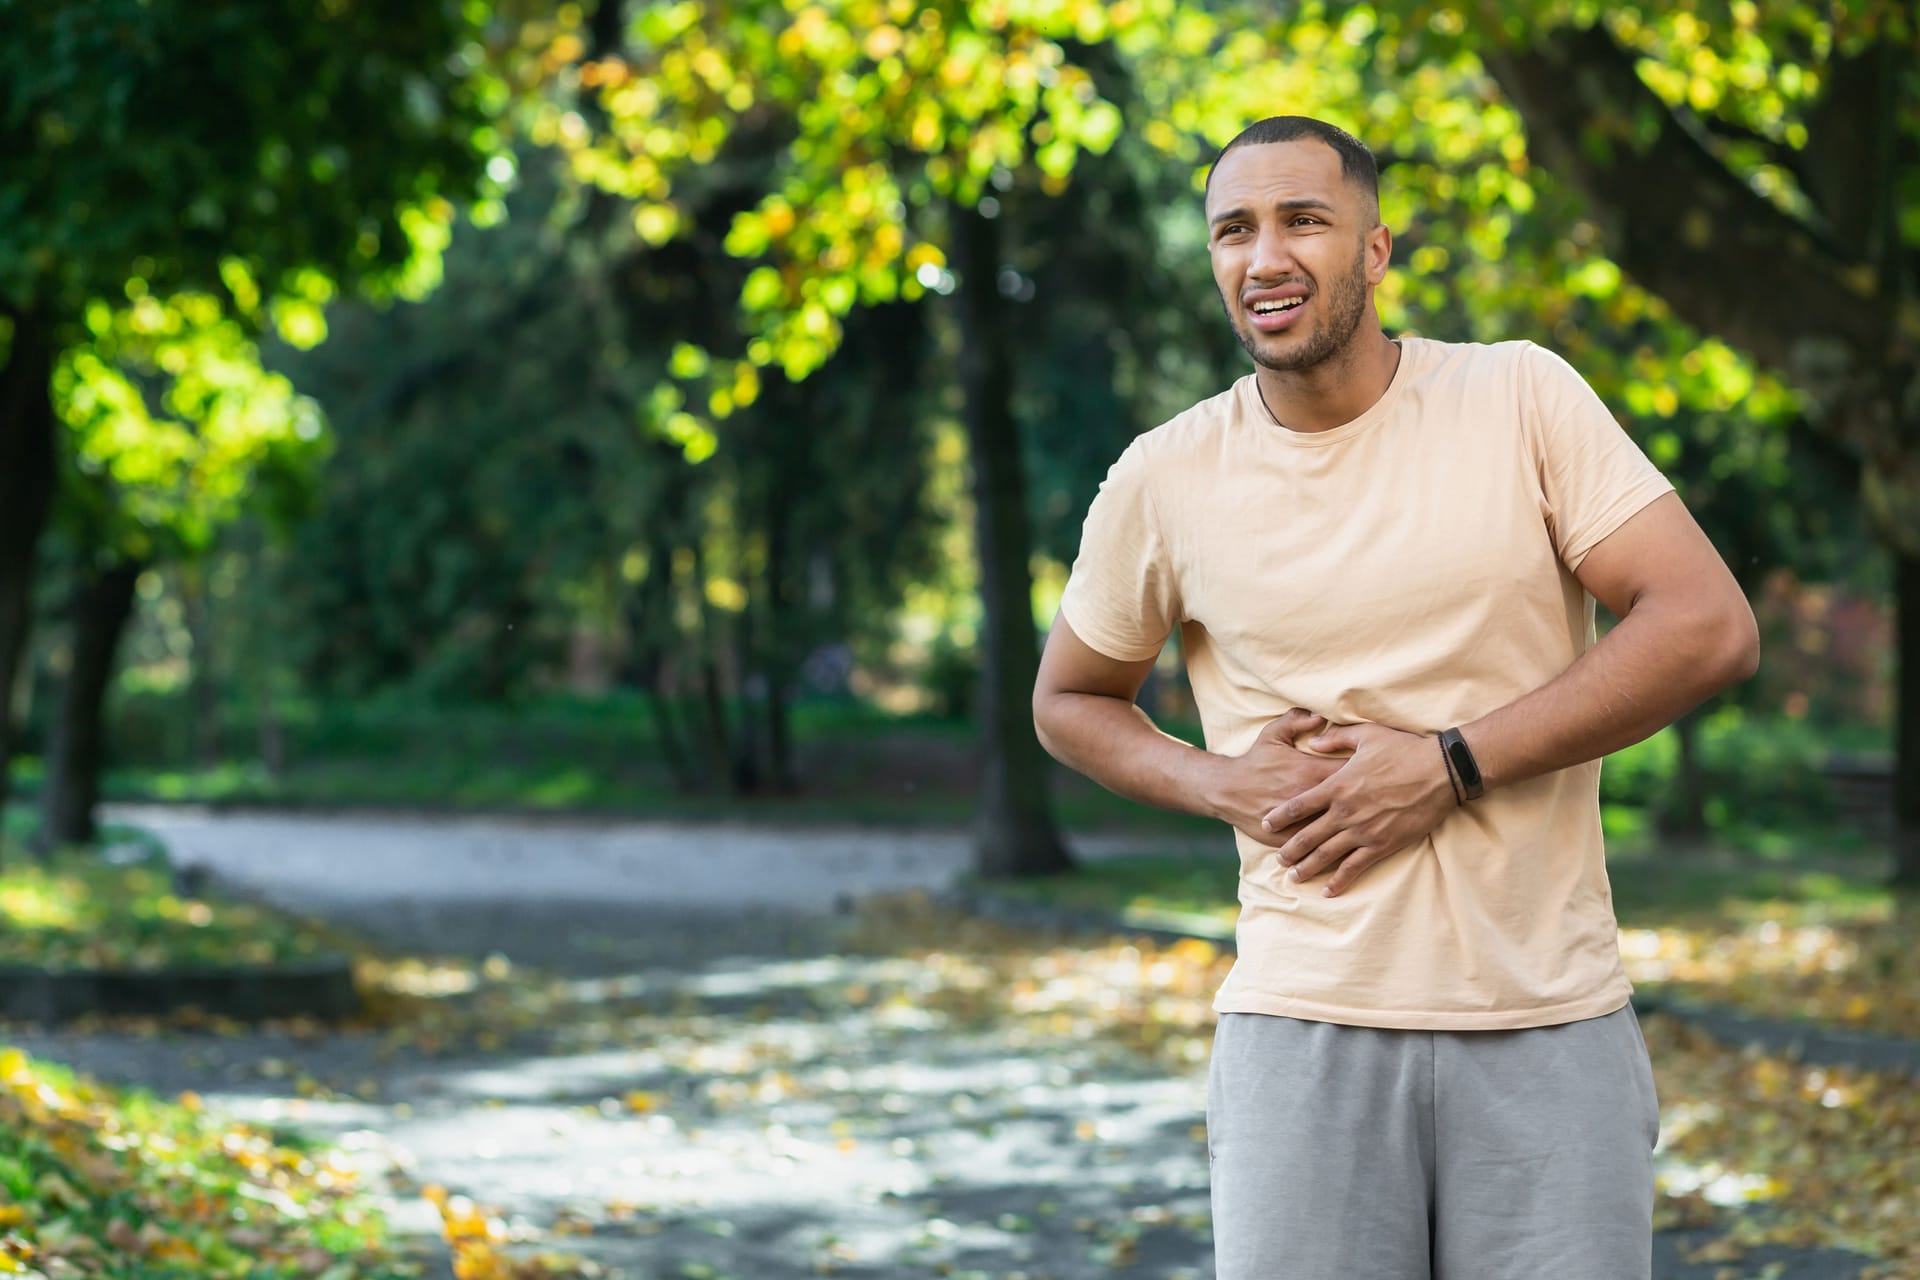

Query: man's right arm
[1031,612,1336,848]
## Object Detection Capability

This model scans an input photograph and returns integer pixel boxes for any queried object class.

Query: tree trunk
[258,695,286,778]
[1894,551,1920,888]
[687,540,740,791]
[38,558,144,853]
[181,564,222,768]
[745,462,797,795]
[1659,707,1710,840]
[763,498,795,794]
[949,199,1072,879]
[0,307,59,832]
[622,574,697,790]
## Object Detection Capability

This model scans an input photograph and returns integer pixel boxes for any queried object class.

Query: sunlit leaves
[53,284,330,558]
[545,0,1190,394]
[0,849,335,971]
[0,1046,412,1278]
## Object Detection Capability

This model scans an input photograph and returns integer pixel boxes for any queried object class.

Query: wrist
[1435,733,1463,806]
[1195,751,1240,824]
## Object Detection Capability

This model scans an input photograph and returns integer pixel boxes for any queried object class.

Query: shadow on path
[6,883,1893,1279]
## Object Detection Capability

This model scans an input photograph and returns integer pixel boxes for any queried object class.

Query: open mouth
[1248,296,1306,332]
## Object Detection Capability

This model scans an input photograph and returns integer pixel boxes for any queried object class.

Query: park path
[7,806,1887,1279]
[104,802,1212,914]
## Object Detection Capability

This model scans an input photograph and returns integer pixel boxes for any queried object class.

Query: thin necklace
[1257,337,1402,430]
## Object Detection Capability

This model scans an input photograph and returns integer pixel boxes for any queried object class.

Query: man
[1030,115,1759,1279]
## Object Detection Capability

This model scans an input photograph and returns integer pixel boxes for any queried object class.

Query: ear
[1365,221,1392,286]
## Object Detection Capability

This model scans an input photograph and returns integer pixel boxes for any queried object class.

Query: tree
[543,0,1881,873]
[543,0,1328,875]
[259,118,949,790]
[1431,4,1920,881]
[0,0,515,836]
[549,0,1137,874]
[35,293,327,849]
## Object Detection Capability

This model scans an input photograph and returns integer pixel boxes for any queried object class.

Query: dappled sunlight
[1638,1014,1919,1273]
[0,853,340,971]
[0,881,81,933]
[0,1047,410,1276]
[232,900,1222,1277]
[1619,896,1920,1035]
[10,878,1917,1275]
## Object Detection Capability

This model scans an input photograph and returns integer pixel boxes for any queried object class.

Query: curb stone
[943,886,1920,1080]
[0,956,361,1025]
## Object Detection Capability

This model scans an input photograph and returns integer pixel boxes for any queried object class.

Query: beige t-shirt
[1057,336,1676,1030]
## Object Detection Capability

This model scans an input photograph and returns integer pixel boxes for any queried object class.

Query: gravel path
[104,803,1214,912]
[7,808,1889,1279]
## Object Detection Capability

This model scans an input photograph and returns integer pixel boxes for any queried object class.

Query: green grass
[11,690,1220,833]
[0,840,338,971]
[967,834,1901,939]
[0,1047,422,1277]
[11,690,1883,848]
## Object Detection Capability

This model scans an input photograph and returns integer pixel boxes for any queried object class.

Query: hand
[1211,708,1346,849]
[1259,721,1458,896]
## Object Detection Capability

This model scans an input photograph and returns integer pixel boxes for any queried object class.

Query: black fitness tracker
[1439,727,1484,801]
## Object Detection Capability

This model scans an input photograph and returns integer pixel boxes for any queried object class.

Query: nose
[1247,221,1295,285]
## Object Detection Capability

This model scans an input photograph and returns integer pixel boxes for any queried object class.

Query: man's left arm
[1262,490,1759,895]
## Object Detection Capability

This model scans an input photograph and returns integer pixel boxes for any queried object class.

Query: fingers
[1303,722,1364,753]
[1259,707,1325,743]
[1240,816,1310,849]
[1273,811,1336,866]
[1321,845,1388,897]
[1262,780,1332,832]
[1285,829,1362,886]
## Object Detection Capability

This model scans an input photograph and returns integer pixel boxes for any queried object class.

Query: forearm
[1034,692,1227,820]
[1463,595,1758,793]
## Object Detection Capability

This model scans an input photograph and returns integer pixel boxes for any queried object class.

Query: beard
[1222,243,1371,374]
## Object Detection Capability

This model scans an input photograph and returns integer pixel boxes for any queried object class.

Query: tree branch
[1474,20,1891,385]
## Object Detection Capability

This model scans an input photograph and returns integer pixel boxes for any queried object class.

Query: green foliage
[259,145,945,720]
[0,0,509,323]
[0,846,335,971]
[52,292,332,563]
[1599,710,1839,832]
[0,1044,418,1277]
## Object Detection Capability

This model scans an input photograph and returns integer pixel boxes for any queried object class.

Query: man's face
[1204,139,1389,374]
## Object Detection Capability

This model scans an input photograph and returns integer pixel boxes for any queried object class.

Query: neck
[1254,328,1401,434]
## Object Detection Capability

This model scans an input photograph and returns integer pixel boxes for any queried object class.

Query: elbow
[1716,598,1761,688]
[1031,687,1063,762]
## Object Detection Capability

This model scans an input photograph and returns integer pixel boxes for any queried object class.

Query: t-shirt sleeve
[1523,343,1677,571]
[1056,437,1180,662]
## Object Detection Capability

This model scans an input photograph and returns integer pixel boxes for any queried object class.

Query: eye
[1291,215,1322,226]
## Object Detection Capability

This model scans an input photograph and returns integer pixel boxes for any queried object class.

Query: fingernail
[1322,886,1336,897]
[1288,867,1301,882]
[1306,737,1328,749]
[1261,818,1272,832]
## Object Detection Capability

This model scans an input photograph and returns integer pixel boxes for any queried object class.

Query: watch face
[1446,739,1480,786]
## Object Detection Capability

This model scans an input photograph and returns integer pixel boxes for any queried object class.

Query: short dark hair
[1204,116,1380,221]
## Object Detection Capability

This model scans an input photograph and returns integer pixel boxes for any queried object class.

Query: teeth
[1252,298,1304,314]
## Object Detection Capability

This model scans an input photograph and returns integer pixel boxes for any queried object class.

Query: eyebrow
[1208,198,1338,229]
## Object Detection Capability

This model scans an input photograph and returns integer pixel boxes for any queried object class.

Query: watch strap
[1439,727,1484,801]
[1437,733,1463,805]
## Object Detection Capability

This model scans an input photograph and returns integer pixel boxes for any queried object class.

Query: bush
[1600,709,1841,835]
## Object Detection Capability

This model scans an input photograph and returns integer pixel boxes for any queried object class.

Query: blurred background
[0,0,1908,872]
[0,2,1916,1278]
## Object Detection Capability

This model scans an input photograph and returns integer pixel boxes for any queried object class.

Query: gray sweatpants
[1206,1002,1659,1279]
